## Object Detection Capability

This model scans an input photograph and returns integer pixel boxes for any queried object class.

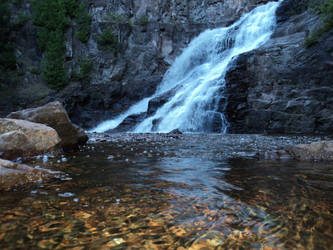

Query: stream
[0,133,332,249]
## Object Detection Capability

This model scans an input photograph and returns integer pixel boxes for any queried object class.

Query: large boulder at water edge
[7,101,88,150]
[0,158,61,191]
[0,118,61,159]
[259,141,333,161]
[285,141,333,161]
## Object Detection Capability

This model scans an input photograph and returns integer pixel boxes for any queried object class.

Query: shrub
[305,0,333,47]
[71,56,93,82]
[30,66,41,75]
[0,0,17,85]
[137,15,149,26]
[13,13,31,29]
[96,28,118,51]
[41,29,67,89]
[75,3,91,43]
[32,0,92,89]
[108,12,127,23]
[32,0,70,89]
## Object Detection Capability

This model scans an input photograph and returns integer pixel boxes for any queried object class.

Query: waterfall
[91,0,282,133]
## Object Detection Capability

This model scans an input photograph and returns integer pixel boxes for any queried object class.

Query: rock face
[224,0,333,134]
[0,118,61,158]
[2,0,332,134]
[7,101,88,150]
[0,0,272,129]
[0,158,60,191]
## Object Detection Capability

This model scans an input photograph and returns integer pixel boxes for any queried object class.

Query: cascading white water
[91,0,282,133]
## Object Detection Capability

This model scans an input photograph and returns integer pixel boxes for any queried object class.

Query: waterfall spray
[91,0,282,133]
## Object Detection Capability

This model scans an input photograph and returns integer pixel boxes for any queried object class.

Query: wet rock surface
[7,101,88,150]
[89,133,330,160]
[0,158,61,191]
[225,1,333,134]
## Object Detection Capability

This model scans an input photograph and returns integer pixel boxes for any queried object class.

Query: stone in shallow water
[189,231,225,249]
[286,140,333,161]
[0,158,61,191]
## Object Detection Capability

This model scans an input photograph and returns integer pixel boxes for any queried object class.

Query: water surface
[0,134,332,249]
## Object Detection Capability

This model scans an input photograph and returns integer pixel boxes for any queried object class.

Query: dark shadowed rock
[107,113,146,133]
[0,158,61,191]
[147,87,179,116]
[0,118,61,157]
[168,129,182,135]
[8,101,88,150]
[225,5,333,134]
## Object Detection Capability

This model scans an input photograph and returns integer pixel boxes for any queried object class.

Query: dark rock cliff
[225,0,333,134]
[0,0,271,129]
[2,0,332,134]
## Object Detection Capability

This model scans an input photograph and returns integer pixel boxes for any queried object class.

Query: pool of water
[0,134,332,249]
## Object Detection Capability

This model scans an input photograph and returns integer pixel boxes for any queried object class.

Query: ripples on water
[0,134,332,249]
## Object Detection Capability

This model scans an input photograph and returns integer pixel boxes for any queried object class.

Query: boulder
[286,141,333,161]
[0,131,36,159]
[7,101,88,150]
[0,118,61,158]
[0,158,61,191]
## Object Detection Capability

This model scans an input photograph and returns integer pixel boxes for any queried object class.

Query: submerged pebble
[58,192,75,198]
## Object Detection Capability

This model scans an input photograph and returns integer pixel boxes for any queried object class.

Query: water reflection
[0,134,332,249]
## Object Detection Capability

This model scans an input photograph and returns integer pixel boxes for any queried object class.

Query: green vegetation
[0,0,17,86]
[75,3,92,43]
[32,0,71,89]
[108,12,127,24]
[96,28,118,52]
[137,15,149,26]
[30,66,41,75]
[71,56,93,82]
[305,0,333,47]
[286,1,308,16]
[13,12,30,29]
[32,0,91,89]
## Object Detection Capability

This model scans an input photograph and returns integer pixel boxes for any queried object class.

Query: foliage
[13,12,31,29]
[71,56,93,82]
[41,30,67,89]
[137,15,149,26]
[96,28,118,52]
[32,0,91,89]
[305,0,333,47]
[0,0,17,85]
[108,12,127,23]
[286,1,308,16]
[32,0,70,89]
[75,3,91,43]
[30,66,41,75]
